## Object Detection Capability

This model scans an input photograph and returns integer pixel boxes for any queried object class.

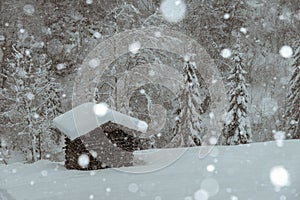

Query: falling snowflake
[211,79,218,84]
[89,194,94,199]
[279,45,293,58]
[224,13,231,19]
[86,0,93,4]
[41,170,48,177]
[154,31,161,37]
[140,89,146,94]
[78,154,90,168]
[149,70,156,76]
[201,178,219,197]
[20,29,25,33]
[206,164,215,172]
[220,48,232,58]
[184,54,191,62]
[261,97,278,117]
[0,35,4,42]
[129,42,141,54]
[23,4,35,16]
[90,171,95,176]
[88,58,101,68]
[194,189,209,200]
[56,63,66,70]
[273,131,286,147]
[25,49,31,56]
[160,0,186,23]
[93,32,101,39]
[93,103,108,116]
[33,113,39,119]
[209,137,218,145]
[30,181,34,186]
[106,187,111,192]
[270,166,290,189]
[240,27,247,34]
[230,195,239,200]
[128,183,139,193]
[26,92,35,100]
[0,138,7,148]
[209,112,215,119]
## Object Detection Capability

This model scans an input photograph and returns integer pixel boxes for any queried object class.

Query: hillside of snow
[1,140,299,200]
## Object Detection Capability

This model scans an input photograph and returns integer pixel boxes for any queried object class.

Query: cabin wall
[64,122,150,170]
[64,126,135,170]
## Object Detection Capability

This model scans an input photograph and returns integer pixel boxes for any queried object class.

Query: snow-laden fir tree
[168,61,204,147]
[0,46,63,162]
[223,52,252,145]
[286,47,300,139]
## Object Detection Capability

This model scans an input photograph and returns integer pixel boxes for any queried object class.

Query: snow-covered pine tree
[34,65,63,161]
[223,52,252,145]
[0,46,63,162]
[168,61,204,147]
[286,48,300,139]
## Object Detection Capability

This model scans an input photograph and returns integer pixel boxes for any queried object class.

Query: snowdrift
[0,140,299,200]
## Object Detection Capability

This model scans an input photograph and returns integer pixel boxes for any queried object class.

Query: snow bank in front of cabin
[0,140,299,200]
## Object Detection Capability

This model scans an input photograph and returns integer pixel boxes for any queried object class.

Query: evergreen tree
[168,61,204,147]
[0,45,63,162]
[223,52,252,145]
[286,48,300,139]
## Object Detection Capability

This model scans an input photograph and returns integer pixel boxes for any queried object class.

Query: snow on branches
[286,48,300,139]
[223,52,252,145]
[0,45,63,162]
[169,61,204,147]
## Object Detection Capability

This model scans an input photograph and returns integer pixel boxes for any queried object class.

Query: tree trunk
[31,133,37,162]
[38,133,42,160]
[114,76,118,110]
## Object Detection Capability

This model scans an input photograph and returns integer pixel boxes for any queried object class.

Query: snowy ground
[0,140,299,200]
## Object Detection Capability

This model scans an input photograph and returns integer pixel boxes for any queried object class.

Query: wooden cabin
[53,102,149,170]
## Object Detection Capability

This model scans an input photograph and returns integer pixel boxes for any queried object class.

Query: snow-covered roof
[53,102,148,140]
